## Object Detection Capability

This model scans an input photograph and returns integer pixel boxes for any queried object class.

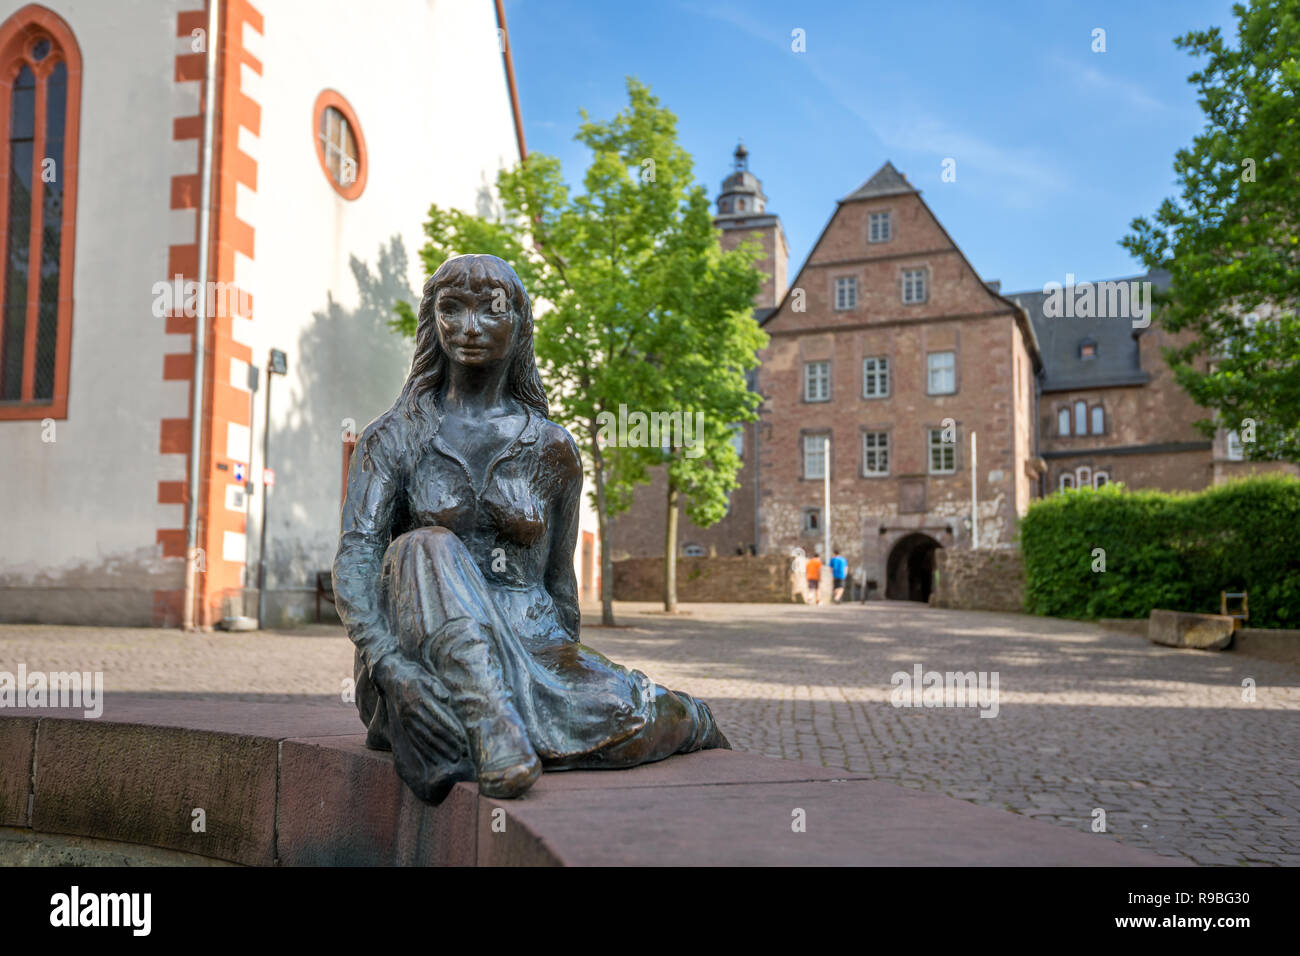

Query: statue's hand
[372,653,465,764]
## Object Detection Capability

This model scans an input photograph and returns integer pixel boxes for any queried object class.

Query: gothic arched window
[0,5,81,420]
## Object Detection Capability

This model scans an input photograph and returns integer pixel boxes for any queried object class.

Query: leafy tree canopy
[1123,0,1300,461]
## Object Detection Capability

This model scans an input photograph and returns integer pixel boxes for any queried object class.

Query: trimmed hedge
[1019,475,1300,628]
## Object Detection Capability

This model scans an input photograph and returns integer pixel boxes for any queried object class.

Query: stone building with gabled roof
[609,150,1290,602]
[751,159,1043,600]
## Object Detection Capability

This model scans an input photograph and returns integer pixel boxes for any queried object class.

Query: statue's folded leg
[549,682,731,770]
[379,526,542,799]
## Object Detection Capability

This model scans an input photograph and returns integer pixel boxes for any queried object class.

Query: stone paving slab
[2,602,1297,864]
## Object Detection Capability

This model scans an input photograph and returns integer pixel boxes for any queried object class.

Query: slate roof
[840,161,917,202]
[1009,269,1170,392]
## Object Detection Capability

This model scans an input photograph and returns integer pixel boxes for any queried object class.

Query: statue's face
[434,285,516,368]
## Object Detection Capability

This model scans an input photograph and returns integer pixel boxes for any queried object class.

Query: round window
[312,90,366,199]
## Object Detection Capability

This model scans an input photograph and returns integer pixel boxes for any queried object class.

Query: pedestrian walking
[805,550,822,605]
[830,548,848,604]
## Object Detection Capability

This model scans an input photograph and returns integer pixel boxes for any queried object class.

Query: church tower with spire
[715,142,789,312]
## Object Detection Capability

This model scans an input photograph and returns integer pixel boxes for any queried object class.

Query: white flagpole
[823,436,831,600]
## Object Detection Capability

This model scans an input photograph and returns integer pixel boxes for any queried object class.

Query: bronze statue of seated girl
[333,254,729,803]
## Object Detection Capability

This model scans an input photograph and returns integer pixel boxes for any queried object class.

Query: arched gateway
[885,532,942,602]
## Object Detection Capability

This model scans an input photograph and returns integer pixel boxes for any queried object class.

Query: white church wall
[241,0,523,623]
[0,0,193,624]
[0,0,600,626]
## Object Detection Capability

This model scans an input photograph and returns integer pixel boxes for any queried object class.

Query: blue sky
[502,0,1239,294]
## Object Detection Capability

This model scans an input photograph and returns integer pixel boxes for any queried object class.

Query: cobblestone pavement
[2,601,1298,865]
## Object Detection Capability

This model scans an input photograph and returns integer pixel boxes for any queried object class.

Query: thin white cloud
[1074,62,1165,111]
[686,2,1066,193]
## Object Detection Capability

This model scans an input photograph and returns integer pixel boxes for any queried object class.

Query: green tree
[1122,0,1300,461]
[392,78,766,624]
[612,222,764,612]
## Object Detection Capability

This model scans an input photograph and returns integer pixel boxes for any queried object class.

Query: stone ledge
[1104,617,1299,662]
[0,696,1184,866]
[613,555,796,603]
[1232,627,1300,663]
[930,549,1025,614]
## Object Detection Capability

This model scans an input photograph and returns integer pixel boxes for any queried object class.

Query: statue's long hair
[398,254,549,424]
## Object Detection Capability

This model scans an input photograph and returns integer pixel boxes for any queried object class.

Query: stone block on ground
[1148,609,1235,651]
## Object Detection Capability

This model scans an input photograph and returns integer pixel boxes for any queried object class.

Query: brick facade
[754,163,1040,600]
[609,152,1294,601]
[1038,317,1212,492]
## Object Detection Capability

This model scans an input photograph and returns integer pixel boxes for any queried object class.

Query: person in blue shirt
[830,549,848,604]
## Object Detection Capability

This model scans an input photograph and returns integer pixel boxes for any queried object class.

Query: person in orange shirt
[805,551,822,604]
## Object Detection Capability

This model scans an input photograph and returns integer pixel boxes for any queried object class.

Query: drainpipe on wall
[1034,368,1044,498]
[182,0,221,631]
[494,0,526,161]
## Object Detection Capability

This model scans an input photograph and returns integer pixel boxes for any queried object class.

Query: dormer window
[1079,338,1097,360]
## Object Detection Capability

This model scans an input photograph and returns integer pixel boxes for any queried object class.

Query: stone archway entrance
[886,532,942,602]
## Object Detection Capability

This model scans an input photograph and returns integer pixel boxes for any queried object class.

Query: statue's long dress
[333,402,725,803]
